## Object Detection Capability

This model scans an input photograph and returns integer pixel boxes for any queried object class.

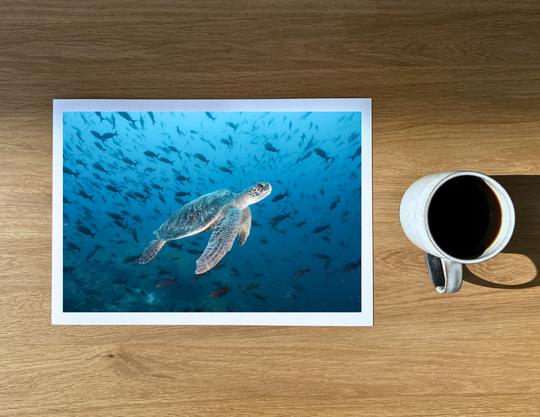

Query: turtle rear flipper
[196,208,242,274]
[239,207,252,246]
[139,239,166,264]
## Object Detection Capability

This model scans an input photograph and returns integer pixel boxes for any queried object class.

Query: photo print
[53,99,372,326]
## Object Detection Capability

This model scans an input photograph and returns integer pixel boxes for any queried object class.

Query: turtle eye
[257,183,264,190]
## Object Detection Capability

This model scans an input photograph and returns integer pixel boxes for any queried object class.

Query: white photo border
[52,99,373,326]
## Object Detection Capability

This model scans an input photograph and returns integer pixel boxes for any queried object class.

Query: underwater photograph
[61,109,362,314]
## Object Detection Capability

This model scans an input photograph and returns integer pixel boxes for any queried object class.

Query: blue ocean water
[62,110,362,313]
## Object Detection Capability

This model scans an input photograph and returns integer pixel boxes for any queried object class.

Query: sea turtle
[139,182,272,273]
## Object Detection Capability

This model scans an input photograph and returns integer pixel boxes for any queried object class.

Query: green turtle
[139,182,272,273]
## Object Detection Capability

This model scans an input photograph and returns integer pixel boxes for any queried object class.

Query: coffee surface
[428,176,502,259]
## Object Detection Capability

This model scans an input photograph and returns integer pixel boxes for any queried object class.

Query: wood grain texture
[1,1,540,415]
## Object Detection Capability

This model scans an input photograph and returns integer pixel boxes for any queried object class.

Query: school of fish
[62,110,362,313]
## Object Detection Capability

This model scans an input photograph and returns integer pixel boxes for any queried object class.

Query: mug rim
[424,171,515,264]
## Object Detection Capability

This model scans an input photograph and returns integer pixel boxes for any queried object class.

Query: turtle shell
[154,189,235,241]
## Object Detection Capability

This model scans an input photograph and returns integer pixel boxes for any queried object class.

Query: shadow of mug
[463,175,540,289]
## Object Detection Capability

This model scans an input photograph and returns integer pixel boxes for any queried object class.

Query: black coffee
[428,176,502,259]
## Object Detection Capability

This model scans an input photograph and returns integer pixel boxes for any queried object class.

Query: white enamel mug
[399,171,515,294]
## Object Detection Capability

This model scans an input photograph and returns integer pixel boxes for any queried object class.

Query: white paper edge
[52,99,373,326]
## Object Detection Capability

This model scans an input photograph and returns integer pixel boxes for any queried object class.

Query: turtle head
[238,182,272,207]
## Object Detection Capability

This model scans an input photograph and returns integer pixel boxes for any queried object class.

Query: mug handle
[424,252,463,294]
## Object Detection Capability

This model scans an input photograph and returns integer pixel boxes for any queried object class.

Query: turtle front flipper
[196,208,242,274]
[139,239,166,264]
[239,207,252,246]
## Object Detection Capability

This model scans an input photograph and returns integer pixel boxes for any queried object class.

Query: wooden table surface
[1,1,539,416]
